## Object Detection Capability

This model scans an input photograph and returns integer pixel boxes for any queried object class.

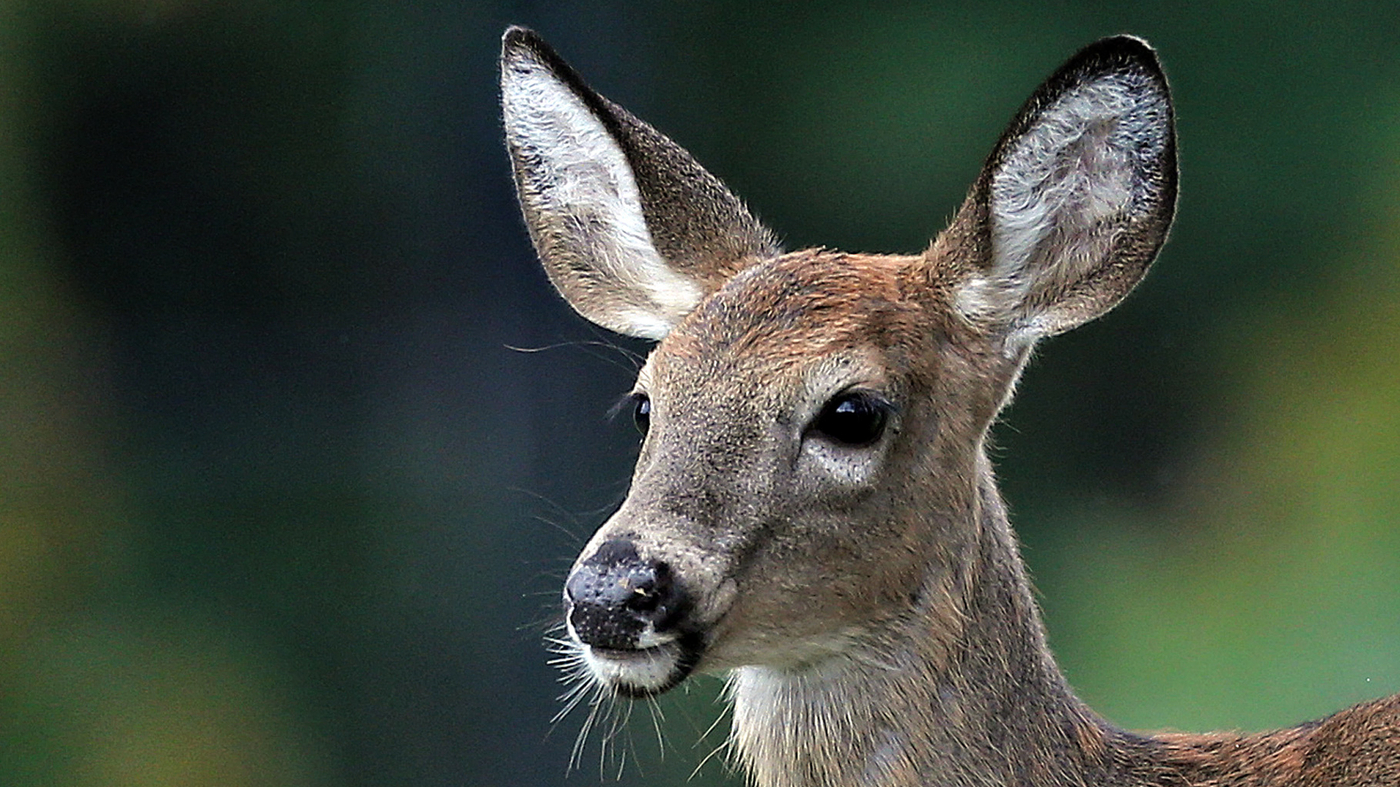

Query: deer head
[501,21,1174,719]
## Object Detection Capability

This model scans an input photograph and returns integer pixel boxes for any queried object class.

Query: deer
[499,25,1400,787]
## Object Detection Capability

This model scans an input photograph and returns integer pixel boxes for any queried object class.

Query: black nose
[564,539,687,650]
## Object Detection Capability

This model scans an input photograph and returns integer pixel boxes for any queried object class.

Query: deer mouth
[566,617,705,697]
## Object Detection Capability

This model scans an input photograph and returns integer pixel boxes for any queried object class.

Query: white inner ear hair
[502,55,702,340]
[956,70,1170,346]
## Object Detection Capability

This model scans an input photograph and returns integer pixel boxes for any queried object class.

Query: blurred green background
[2,1,1398,785]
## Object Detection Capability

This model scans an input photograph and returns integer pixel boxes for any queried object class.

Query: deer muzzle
[563,538,702,696]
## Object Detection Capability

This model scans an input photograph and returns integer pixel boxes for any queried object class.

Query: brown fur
[501,26,1400,787]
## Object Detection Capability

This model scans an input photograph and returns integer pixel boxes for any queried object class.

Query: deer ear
[500,27,781,340]
[949,36,1177,349]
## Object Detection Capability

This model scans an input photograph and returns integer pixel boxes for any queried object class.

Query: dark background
[3,2,1399,785]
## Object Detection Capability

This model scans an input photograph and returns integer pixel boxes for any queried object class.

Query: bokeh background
[3,1,1399,785]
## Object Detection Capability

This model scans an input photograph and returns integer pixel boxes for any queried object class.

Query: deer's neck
[727,472,1114,787]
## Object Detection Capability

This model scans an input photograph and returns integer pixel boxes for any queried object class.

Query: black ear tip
[502,25,536,47]
[501,25,551,63]
[1091,34,1157,54]
[500,26,582,90]
[1073,34,1166,79]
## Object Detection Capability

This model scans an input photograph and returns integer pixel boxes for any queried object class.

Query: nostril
[623,561,670,614]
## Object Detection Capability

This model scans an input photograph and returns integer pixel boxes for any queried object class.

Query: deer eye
[632,394,651,435]
[811,392,891,447]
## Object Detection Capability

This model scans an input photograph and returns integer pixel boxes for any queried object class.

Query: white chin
[582,642,685,697]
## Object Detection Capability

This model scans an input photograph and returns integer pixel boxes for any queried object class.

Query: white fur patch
[581,645,679,691]
[502,53,702,339]
[956,70,1169,348]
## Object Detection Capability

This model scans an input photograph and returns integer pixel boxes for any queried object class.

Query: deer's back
[1115,694,1400,787]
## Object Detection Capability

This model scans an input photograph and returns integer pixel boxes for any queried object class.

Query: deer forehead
[639,250,937,399]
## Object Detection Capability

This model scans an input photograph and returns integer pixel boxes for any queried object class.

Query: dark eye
[632,394,651,435]
[811,392,890,446]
